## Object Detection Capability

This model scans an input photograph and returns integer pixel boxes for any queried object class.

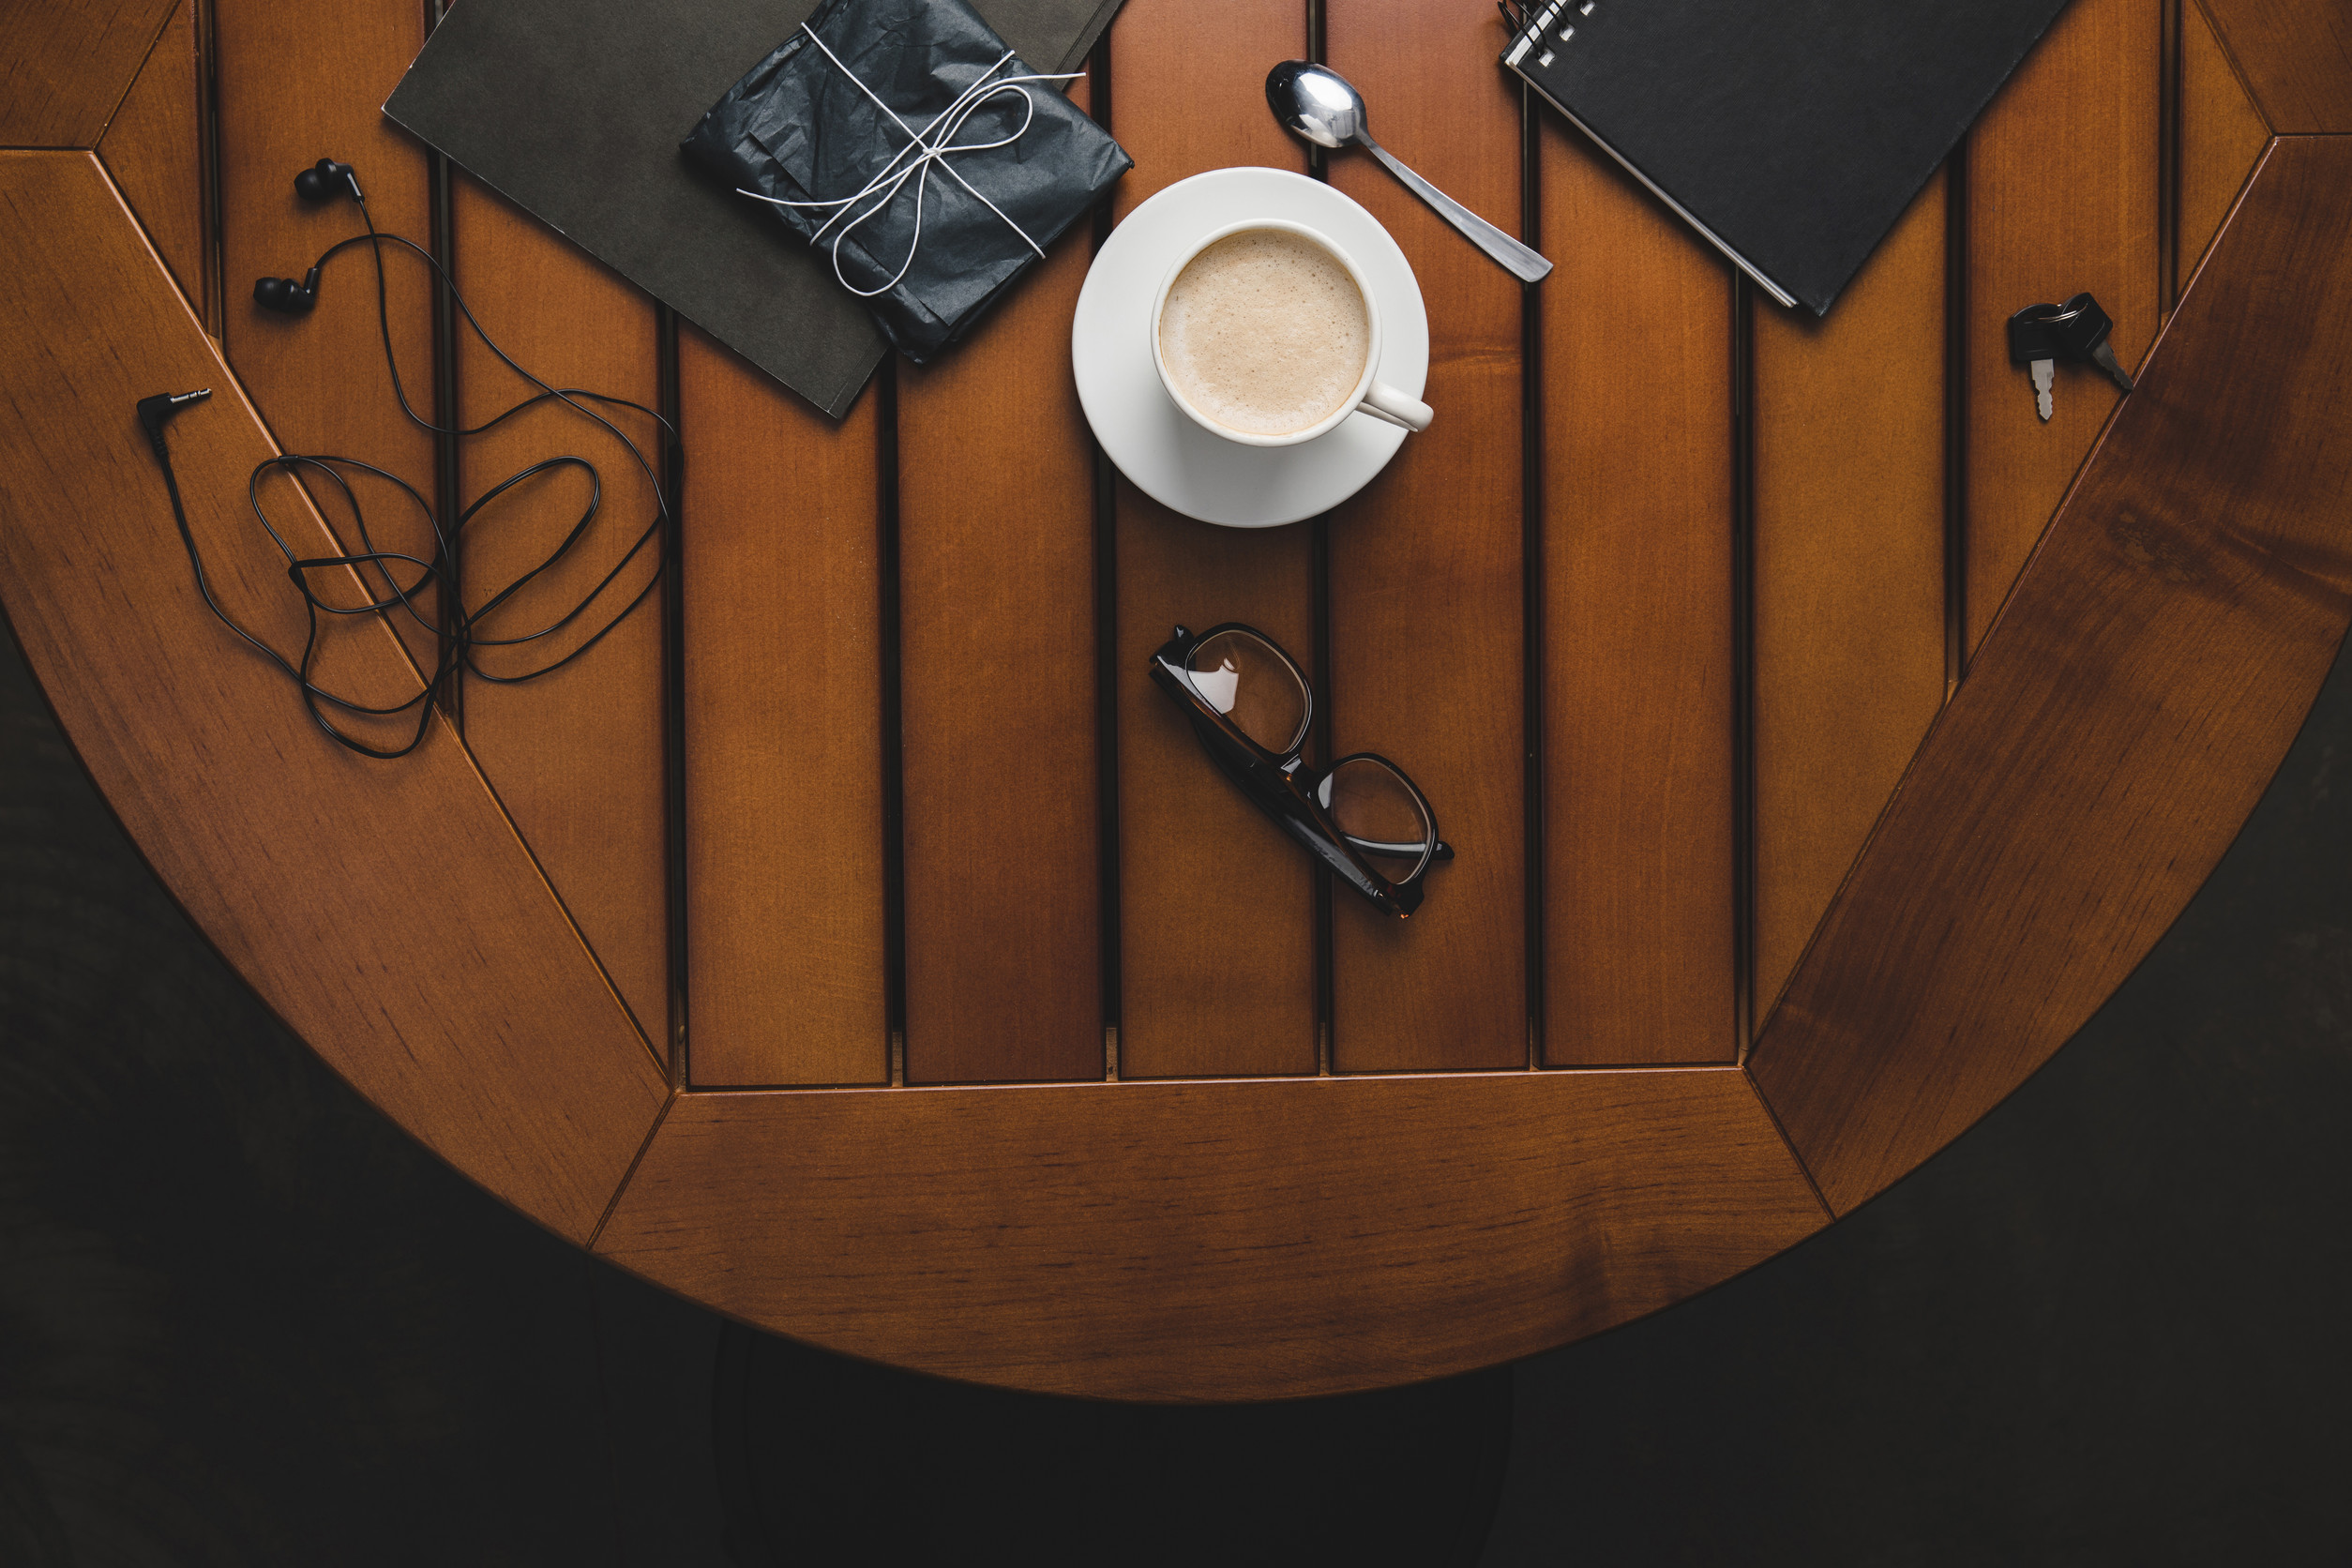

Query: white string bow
[737,23,1082,298]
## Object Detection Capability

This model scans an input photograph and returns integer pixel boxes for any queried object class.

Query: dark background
[4,599,2348,1565]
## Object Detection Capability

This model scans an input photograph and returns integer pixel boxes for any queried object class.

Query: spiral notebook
[1502,0,2073,314]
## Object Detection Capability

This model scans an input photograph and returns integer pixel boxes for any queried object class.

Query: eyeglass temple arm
[1343,832,1456,862]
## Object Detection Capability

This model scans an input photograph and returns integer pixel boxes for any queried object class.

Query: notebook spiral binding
[1502,0,1592,69]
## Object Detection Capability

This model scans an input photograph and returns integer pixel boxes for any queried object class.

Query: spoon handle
[1361,136,1553,283]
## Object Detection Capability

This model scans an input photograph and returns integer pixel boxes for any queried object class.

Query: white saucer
[1072,167,1428,529]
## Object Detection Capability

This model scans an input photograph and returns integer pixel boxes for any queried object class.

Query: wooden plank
[1750,137,2352,1217]
[1751,176,1949,1021]
[2179,0,2273,292]
[1116,488,1320,1078]
[1323,0,1524,1074]
[681,329,888,1087]
[596,1068,1825,1400]
[1965,0,2162,656]
[0,0,177,147]
[895,79,1102,1084]
[97,0,203,307]
[2199,0,2352,131]
[1107,0,1317,1079]
[215,0,440,672]
[1106,0,1302,222]
[0,153,666,1243]
[1538,126,1737,1064]
[450,175,669,1052]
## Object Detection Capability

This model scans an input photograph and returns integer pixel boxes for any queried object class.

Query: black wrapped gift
[683,0,1131,363]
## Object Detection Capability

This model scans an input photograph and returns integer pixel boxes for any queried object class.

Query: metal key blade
[2008,303,2062,423]
[2089,339,2135,393]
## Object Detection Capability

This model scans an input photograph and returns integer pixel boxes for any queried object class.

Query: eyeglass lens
[1320,757,1434,880]
[1188,629,1309,757]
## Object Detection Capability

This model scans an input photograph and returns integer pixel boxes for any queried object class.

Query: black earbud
[256,158,362,314]
[294,158,362,204]
[253,265,324,315]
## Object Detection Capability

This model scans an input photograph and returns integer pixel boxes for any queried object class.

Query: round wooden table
[5,0,2349,1400]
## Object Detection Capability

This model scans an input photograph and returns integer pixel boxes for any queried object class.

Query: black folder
[384,0,1123,418]
[1503,0,2073,314]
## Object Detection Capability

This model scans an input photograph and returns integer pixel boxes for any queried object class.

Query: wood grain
[0,0,177,147]
[681,329,888,1087]
[1751,136,2352,1216]
[215,0,440,671]
[1538,126,1736,1065]
[2179,0,2273,294]
[449,176,669,1055]
[1106,0,1303,220]
[1965,0,2163,657]
[97,0,203,309]
[0,153,666,1243]
[1324,0,1525,1073]
[596,1068,1826,1400]
[1107,0,1317,1079]
[1751,176,1949,1021]
[2199,0,2352,131]
[895,80,1101,1084]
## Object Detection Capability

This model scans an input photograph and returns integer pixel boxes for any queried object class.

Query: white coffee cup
[1150,219,1433,448]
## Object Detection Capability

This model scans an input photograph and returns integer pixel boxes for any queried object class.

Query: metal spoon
[1266,60,1553,283]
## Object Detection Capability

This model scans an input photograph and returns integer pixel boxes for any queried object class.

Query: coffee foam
[1158,229,1370,436]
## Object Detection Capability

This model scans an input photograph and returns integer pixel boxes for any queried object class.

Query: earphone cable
[143,175,676,758]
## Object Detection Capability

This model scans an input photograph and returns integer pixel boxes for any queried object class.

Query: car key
[2047,291,2135,394]
[2007,304,2059,422]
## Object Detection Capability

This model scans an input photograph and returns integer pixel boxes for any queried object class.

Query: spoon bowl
[1265,60,1365,149]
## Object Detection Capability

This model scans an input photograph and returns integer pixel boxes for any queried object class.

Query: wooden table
[5,0,2350,1401]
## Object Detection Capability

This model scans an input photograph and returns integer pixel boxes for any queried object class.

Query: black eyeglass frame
[1150,623,1454,918]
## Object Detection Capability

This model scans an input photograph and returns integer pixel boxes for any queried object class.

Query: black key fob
[2007,303,2060,366]
[2047,292,2114,361]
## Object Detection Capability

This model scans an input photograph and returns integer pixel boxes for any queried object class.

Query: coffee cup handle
[1356,379,1433,432]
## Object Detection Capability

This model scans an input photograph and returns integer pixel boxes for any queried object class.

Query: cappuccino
[1157,228,1370,437]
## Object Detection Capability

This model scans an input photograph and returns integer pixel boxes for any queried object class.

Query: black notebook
[1503,0,2073,314]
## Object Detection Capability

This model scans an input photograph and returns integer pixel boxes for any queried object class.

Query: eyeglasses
[1150,623,1453,918]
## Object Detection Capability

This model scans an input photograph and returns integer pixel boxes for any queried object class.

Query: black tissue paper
[683,0,1131,363]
